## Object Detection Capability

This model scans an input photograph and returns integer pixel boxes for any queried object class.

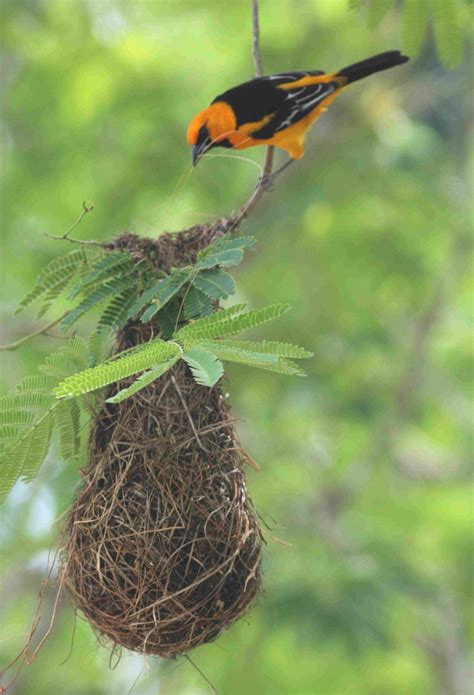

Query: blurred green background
[1,1,472,694]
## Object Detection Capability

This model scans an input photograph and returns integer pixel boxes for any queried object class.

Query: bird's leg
[259,158,295,191]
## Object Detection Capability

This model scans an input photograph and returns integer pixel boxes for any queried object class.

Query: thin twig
[44,201,105,247]
[251,0,264,78]
[237,0,275,219]
[184,654,219,695]
[171,375,206,451]
[0,312,69,351]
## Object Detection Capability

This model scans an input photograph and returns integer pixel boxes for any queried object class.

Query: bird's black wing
[253,75,340,139]
[213,71,338,139]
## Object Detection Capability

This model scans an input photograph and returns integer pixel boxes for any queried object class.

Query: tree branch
[236,0,275,219]
[251,0,264,77]
[0,313,69,351]
[44,201,105,247]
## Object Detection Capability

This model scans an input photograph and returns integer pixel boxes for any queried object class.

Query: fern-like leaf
[194,339,313,359]
[138,269,193,323]
[98,288,140,331]
[176,304,290,344]
[126,268,191,322]
[197,342,306,377]
[183,349,224,387]
[197,234,255,261]
[184,302,246,327]
[196,248,245,270]
[37,274,74,319]
[106,358,179,404]
[54,340,182,398]
[193,268,235,300]
[87,331,110,365]
[38,337,90,379]
[0,413,53,503]
[68,251,133,299]
[183,286,214,320]
[0,392,55,412]
[15,374,56,394]
[61,274,137,331]
[54,399,81,462]
[15,249,89,315]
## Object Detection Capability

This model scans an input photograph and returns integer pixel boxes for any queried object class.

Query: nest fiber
[62,221,263,658]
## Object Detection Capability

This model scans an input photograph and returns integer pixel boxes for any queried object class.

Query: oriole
[187,50,409,181]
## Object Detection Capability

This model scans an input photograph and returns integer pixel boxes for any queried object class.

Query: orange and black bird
[187,50,409,184]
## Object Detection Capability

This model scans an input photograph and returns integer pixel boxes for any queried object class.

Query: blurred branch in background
[416,591,472,695]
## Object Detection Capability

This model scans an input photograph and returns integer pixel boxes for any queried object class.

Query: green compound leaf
[87,331,110,365]
[61,273,137,331]
[15,248,89,316]
[196,341,307,376]
[183,286,214,320]
[193,339,313,359]
[0,413,53,503]
[98,288,140,331]
[197,234,255,260]
[106,357,179,404]
[129,268,192,322]
[68,251,133,299]
[54,398,81,462]
[54,340,182,398]
[193,268,236,300]
[176,304,291,344]
[196,248,244,270]
[39,337,90,378]
[183,348,224,387]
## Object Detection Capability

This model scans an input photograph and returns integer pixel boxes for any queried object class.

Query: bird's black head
[192,124,212,166]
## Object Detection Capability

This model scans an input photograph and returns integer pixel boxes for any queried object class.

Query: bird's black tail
[337,50,409,84]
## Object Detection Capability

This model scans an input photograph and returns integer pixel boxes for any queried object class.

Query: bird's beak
[191,145,200,167]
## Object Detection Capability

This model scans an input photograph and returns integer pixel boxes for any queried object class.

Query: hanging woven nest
[61,221,263,658]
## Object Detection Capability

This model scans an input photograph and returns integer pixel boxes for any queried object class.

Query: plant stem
[44,201,105,247]
[0,313,69,351]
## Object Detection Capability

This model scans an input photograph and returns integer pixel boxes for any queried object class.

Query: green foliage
[401,0,430,56]
[52,302,309,403]
[54,398,81,462]
[68,252,133,299]
[195,341,307,377]
[87,331,110,365]
[183,348,224,387]
[202,339,313,359]
[15,249,89,316]
[176,303,291,344]
[183,286,214,319]
[105,359,180,404]
[366,0,392,29]
[138,268,193,322]
[61,273,136,330]
[54,340,182,398]
[125,234,255,328]
[0,338,93,502]
[193,268,236,300]
[430,0,464,67]
[196,235,255,268]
